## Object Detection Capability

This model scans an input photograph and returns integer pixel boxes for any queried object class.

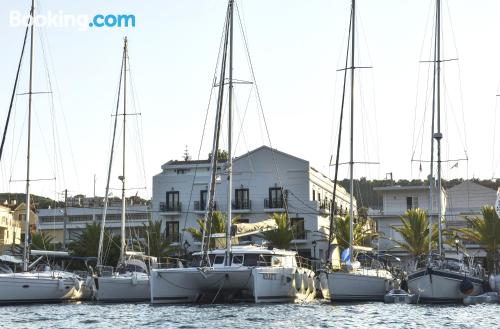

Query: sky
[0,0,500,202]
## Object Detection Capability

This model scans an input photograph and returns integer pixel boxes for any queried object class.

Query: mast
[348,0,355,263]
[97,38,126,268]
[23,0,35,272]
[434,0,443,256]
[225,0,234,265]
[326,2,353,262]
[200,3,230,263]
[120,37,128,262]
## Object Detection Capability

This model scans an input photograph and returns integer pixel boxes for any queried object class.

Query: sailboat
[318,0,394,302]
[150,0,316,304]
[0,0,82,303]
[93,37,153,302]
[406,0,484,303]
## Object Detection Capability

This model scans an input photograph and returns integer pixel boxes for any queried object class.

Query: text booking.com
[9,11,136,31]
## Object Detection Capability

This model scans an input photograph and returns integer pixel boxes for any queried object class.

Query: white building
[372,184,446,258]
[152,145,355,260]
[445,181,497,259]
[0,205,22,252]
[38,205,150,245]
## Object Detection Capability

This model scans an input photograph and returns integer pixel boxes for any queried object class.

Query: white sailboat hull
[407,268,484,303]
[0,272,81,304]
[95,273,150,302]
[320,270,392,302]
[150,266,315,304]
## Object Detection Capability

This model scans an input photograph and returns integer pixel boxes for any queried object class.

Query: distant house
[0,205,22,252]
[445,181,498,259]
[0,201,36,253]
[372,180,498,263]
[372,184,445,259]
[37,204,150,245]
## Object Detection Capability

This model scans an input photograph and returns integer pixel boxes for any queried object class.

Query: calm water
[0,301,498,329]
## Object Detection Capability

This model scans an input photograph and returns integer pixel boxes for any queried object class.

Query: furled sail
[232,219,278,237]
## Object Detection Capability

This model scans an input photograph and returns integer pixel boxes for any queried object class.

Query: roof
[234,145,308,165]
[373,185,429,192]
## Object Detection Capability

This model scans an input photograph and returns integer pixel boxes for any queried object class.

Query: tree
[455,206,500,272]
[332,214,378,258]
[185,211,234,249]
[68,222,120,266]
[31,232,55,250]
[208,149,229,162]
[142,220,172,258]
[391,208,438,266]
[262,213,294,249]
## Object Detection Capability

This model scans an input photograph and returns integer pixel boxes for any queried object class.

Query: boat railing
[156,257,188,269]
[73,270,90,278]
[295,256,312,270]
[97,265,114,277]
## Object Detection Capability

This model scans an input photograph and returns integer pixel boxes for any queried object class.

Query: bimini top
[193,245,297,257]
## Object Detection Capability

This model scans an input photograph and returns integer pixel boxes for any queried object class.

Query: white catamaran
[406,0,485,303]
[0,0,82,304]
[93,37,153,302]
[150,0,315,304]
[318,0,393,302]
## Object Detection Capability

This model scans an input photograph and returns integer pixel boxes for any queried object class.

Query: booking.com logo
[9,10,136,31]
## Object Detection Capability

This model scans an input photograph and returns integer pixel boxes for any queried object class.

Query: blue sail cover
[340,248,350,263]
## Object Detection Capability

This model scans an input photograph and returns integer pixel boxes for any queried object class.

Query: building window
[165,221,180,243]
[312,190,316,201]
[234,188,250,209]
[166,191,181,211]
[291,217,306,240]
[266,187,283,208]
[406,196,418,210]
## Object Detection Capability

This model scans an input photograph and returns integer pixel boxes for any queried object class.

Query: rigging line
[180,5,228,250]
[444,0,469,157]
[0,15,30,163]
[328,5,352,260]
[233,12,303,247]
[43,36,81,193]
[125,50,148,194]
[97,43,125,267]
[235,2,290,223]
[411,0,435,163]
[233,83,253,153]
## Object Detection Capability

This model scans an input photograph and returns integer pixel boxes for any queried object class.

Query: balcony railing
[166,233,181,244]
[193,201,217,211]
[160,202,182,212]
[264,198,284,209]
[292,229,307,240]
[232,200,251,210]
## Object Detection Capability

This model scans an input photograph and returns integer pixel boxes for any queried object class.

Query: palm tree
[185,211,232,249]
[332,214,378,254]
[391,208,438,266]
[262,213,293,249]
[142,220,172,259]
[31,232,55,250]
[455,205,500,272]
[68,222,120,266]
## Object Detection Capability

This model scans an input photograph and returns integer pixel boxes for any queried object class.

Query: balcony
[291,229,308,242]
[318,200,331,215]
[193,201,218,212]
[159,202,182,215]
[232,200,251,212]
[264,198,285,211]
[165,233,181,244]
